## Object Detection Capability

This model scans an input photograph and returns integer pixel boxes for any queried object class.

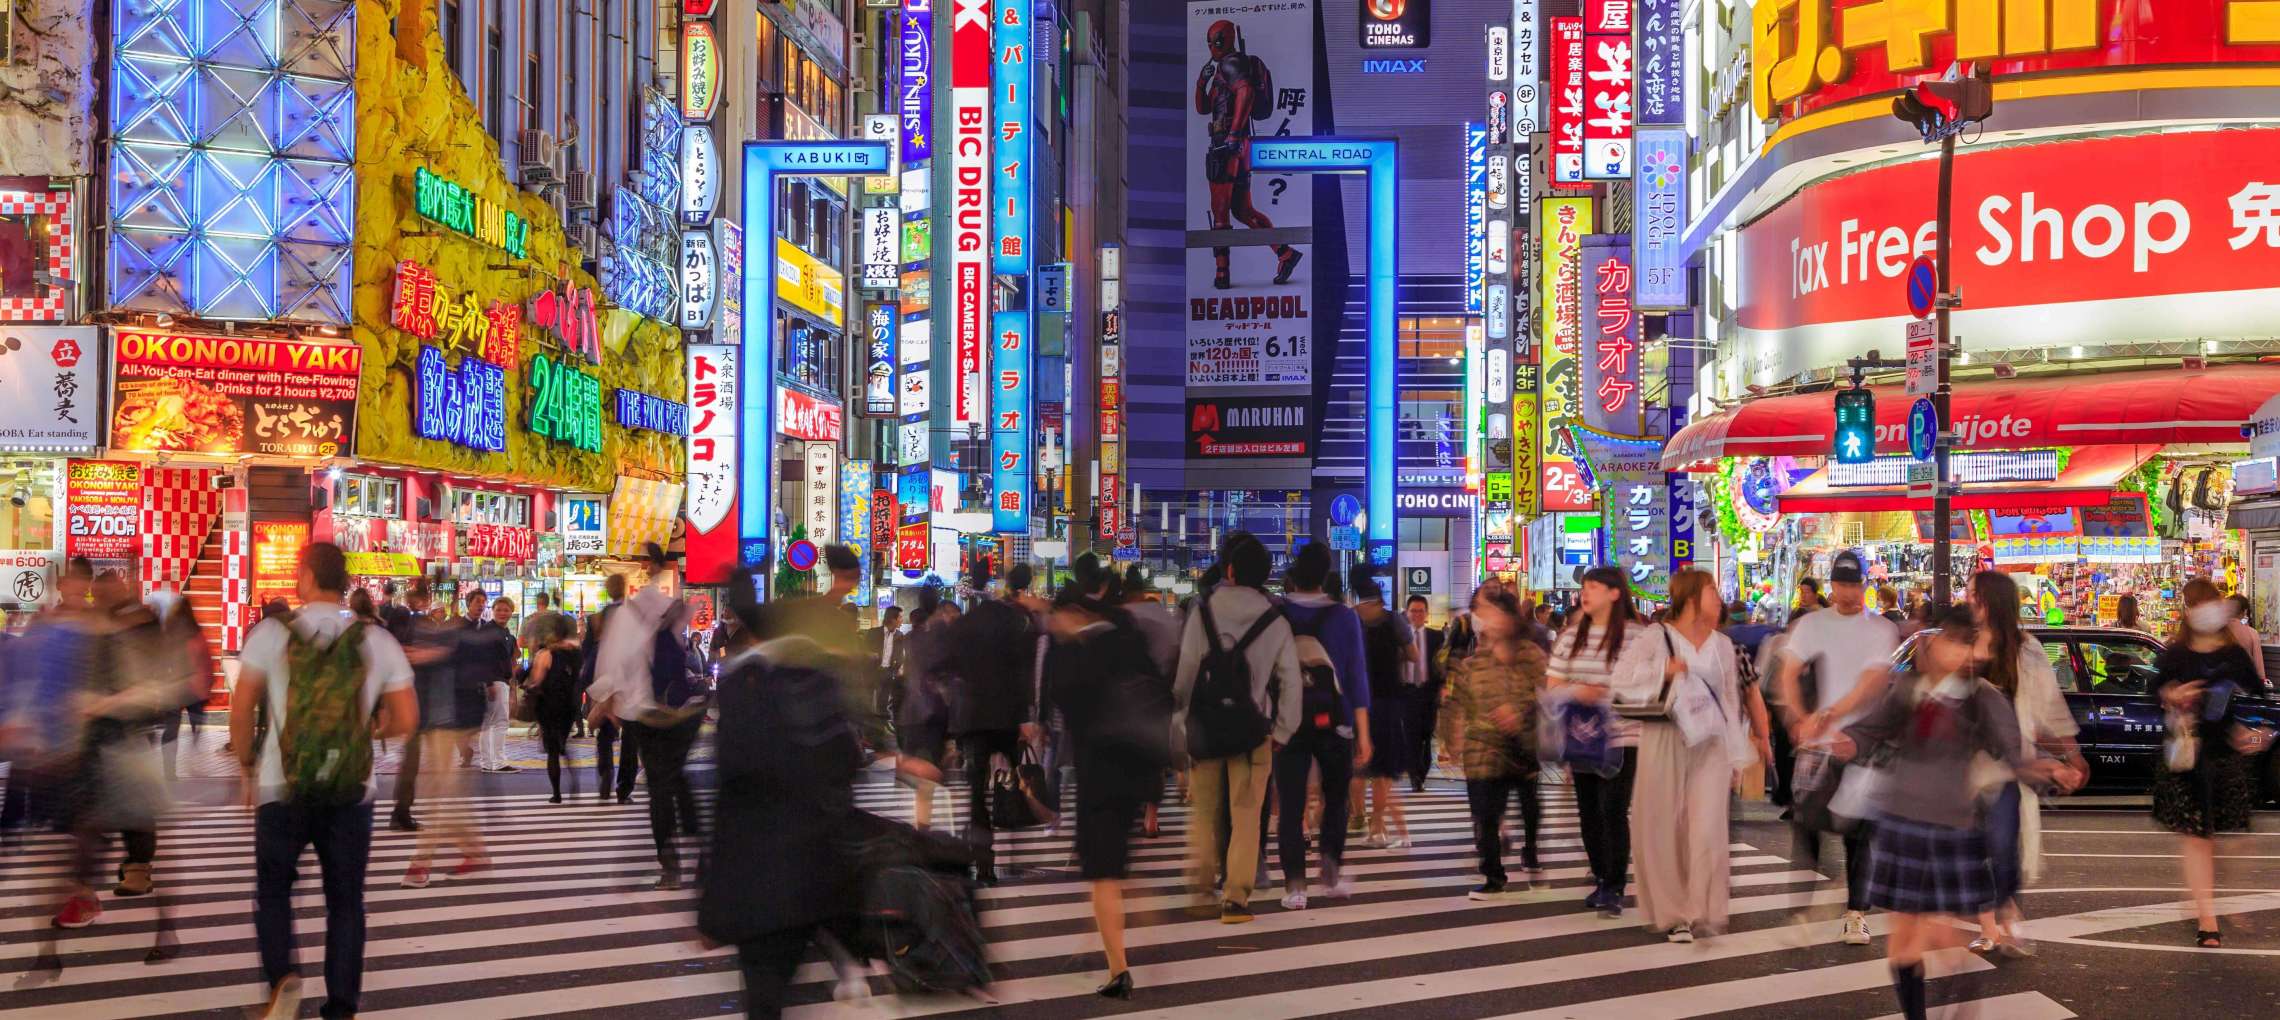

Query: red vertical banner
[950,0,992,429]
[1581,0,1634,179]
[1551,17,1586,186]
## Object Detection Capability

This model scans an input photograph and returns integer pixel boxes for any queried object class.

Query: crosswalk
[0,777,2105,1018]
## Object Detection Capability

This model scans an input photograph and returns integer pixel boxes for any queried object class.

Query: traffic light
[1833,388,1876,464]
[1892,64,1992,141]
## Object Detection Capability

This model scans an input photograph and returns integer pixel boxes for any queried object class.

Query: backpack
[1185,594,1284,760]
[1283,611,1347,734]
[280,620,373,806]
[651,619,696,708]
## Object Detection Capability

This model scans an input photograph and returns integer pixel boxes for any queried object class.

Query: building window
[1397,316,1468,360]
[1398,393,1461,442]
[486,27,504,140]
[453,488,530,526]
[440,0,463,80]
[1399,517,1450,549]
[338,475,404,518]
[755,14,779,92]
[778,312,841,393]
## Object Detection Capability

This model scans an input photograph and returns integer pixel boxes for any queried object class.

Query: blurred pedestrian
[2153,579,2274,948]
[944,562,1042,885]
[1776,550,1897,946]
[698,566,865,1018]
[386,578,446,834]
[1443,584,1549,899]
[1273,542,1371,909]
[1619,570,1766,942]
[2114,593,2144,633]
[1547,565,1642,917]
[1964,570,2087,955]
[581,573,639,802]
[587,544,705,888]
[1173,532,1300,924]
[523,629,584,803]
[230,542,417,1020]
[520,591,573,649]
[1353,573,1415,849]
[1042,558,1170,998]
[1826,607,2065,1020]
[896,588,960,830]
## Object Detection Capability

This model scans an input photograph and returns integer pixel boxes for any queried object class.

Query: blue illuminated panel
[108,0,356,323]
[991,0,1032,277]
[1248,138,1400,564]
[990,310,1029,533]
[614,388,689,435]
[739,142,893,570]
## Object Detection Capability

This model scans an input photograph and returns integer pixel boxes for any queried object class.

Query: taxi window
[2076,637,2158,694]
[2041,641,2077,693]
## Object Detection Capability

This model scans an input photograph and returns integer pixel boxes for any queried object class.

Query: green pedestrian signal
[1833,388,1875,464]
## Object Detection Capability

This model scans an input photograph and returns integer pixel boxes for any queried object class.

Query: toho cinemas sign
[1736,127,2280,386]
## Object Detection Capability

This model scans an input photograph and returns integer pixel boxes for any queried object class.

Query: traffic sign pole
[1932,130,1958,607]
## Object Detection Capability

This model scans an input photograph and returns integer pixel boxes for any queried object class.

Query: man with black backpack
[1273,542,1372,910]
[1173,532,1301,924]
[587,543,705,889]
[229,542,416,1020]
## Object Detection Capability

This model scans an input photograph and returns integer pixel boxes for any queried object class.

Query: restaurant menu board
[251,522,309,608]
[109,329,361,457]
[65,459,141,560]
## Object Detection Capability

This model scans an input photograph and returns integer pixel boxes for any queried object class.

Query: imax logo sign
[1362,58,1427,74]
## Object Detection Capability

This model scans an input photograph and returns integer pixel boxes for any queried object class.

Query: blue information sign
[1329,493,1362,527]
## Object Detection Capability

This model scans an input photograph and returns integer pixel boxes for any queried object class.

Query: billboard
[1538,197,1593,511]
[1577,234,1638,435]
[899,1,933,166]
[111,328,359,457]
[1185,0,1315,389]
[989,309,1030,532]
[1550,17,1584,185]
[1185,394,1309,458]
[992,0,1032,276]
[950,0,991,426]
[1633,125,1687,309]
[1581,0,1632,179]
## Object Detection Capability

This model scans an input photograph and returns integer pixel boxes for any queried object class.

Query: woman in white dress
[1615,569,1771,942]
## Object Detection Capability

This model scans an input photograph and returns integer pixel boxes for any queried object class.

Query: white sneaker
[1318,873,1357,900]
[1842,910,1872,945]
[1667,924,1695,944]
[1280,888,1309,911]
[1357,832,1390,850]
[1382,836,1411,851]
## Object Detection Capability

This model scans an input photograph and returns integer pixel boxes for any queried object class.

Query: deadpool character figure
[1195,19,1302,291]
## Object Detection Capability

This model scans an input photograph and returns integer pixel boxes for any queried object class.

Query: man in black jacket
[1405,595,1445,792]
[948,563,1043,884]
[580,573,638,800]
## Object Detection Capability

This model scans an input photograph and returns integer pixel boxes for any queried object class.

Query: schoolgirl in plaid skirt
[1824,608,2065,1020]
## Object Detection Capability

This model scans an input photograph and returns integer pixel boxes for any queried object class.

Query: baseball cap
[1829,549,1866,584]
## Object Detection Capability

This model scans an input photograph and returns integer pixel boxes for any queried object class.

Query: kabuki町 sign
[1737,127,2280,385]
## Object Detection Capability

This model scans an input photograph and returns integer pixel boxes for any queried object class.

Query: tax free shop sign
[1734,128,2280,387]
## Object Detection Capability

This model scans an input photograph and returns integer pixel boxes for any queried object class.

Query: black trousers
[1409,690,1441,788]
[1465,773,1542,885]
[958,729,1025,876]
[1273,727,1352,889]
[627,717,702,871]
[391,728,423,820]
[1793,821,1874,911]
[737,924,823,1019]
[1573,747,1638,891]
[596,718,640,799]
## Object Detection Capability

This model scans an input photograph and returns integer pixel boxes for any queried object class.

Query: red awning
[1661,363,2280,471]
[1774,444,2153,514]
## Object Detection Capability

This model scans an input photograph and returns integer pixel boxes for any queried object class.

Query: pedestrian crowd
[1,533,2272,1020]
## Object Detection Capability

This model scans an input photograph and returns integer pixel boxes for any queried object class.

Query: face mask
[2189,602,2234,634]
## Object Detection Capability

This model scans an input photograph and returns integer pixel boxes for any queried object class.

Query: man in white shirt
[586,543,702,888]
[229,542,416,1020]
[1776,549,1899,947]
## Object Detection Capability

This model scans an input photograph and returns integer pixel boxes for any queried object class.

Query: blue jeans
[1984,782,2024,903]
[255,801,374,1020]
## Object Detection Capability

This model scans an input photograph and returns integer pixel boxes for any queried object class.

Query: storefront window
[1399,517,1450,549]
[0,205,59,302]
[1397,317,1467,360]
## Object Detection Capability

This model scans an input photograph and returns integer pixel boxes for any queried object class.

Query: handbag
[2164,708,2200,772]
[1613,625,1682,720]
[1546,695,1622,777]
[1670,670,1727,747]
[988,746,1054,830]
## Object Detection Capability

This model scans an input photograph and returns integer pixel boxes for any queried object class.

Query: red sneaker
[401,861,432,888]
[447,856,492,881]
[52,893,100,929]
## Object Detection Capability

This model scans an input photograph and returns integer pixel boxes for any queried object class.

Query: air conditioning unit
[566,222,599,257]
[518,129,562,187]
[563,170,597,212]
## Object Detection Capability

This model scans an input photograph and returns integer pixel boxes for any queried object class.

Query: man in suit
[1404,595,1446,792]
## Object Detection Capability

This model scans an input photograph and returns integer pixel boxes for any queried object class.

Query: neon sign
[989,310,1029,532]
[390,259,521,366]
[950,0,991,428]
[614,388,689,435]
[414,168,529,259]
[527,353,603,452]
[414,345,507,452]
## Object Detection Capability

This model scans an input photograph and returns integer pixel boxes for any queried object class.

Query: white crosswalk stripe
[0,780,2100,1019]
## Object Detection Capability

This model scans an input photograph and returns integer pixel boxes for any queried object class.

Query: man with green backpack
[229,542,417,1020]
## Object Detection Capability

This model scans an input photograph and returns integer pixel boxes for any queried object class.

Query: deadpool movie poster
[1186,0,1315,389]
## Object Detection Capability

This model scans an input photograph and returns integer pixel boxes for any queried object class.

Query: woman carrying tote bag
[1612,569,1769,942]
